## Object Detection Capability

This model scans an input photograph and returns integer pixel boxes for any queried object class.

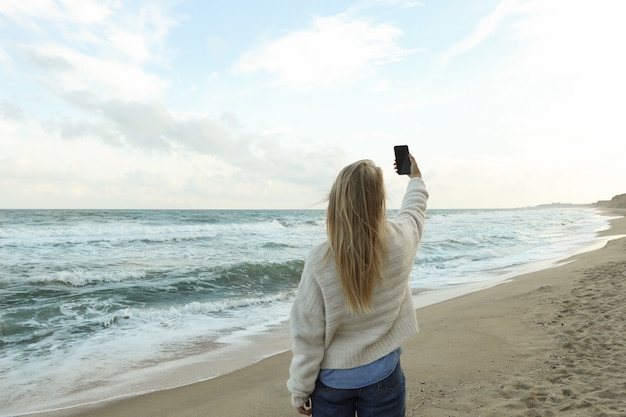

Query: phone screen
[394,145,411,175]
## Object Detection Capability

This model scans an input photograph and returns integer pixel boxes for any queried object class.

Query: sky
[1,0,624,209]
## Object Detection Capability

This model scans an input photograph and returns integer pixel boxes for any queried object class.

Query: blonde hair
[326,160,387,314]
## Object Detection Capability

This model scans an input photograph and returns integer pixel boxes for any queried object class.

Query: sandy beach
[29,210,626,417]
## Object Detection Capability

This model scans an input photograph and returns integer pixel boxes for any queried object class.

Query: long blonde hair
[326,160,387,314]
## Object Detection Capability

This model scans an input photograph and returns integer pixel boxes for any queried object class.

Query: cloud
[47,90,346,187]
[55,90,234,151]
[1,1,356,208]
[346,0,422,14]
[488,0,626,141]
[233,14,416,90]
[367,79,391,92]
[108,28,151,62]
[1,102,344,209]
[0,100,24,121]
[22,42,167,102]
[3,1,180,102]
[0,0,113,28]
[437,0,521,68]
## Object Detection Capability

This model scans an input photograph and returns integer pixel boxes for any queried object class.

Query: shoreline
[18,209,626,417]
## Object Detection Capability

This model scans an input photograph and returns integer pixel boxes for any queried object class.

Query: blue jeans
[310,362,406,417]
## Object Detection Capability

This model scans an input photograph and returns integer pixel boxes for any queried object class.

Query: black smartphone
[394,145,411,175]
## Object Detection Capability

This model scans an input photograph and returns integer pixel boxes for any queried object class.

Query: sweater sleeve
[286,256,327,408]
[390,177,428,245]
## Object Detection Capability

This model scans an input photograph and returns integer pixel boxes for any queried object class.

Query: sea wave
[111,289,298,324]
[31,268,148,287]
[0,207,612,417]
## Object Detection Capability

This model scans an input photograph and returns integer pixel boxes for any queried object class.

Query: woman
[287,153,428,417]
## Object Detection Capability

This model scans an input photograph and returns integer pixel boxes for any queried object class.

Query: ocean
[0,207,613,415]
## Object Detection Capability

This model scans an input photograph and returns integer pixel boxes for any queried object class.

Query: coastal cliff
[595,193,626,209]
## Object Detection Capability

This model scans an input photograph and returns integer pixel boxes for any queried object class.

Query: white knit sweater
[287,177,428,408]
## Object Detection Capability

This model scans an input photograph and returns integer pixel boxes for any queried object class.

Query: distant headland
[594,193,626,209]
[531,193,626,209]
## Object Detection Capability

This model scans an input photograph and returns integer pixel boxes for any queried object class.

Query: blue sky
[1,0,624,209]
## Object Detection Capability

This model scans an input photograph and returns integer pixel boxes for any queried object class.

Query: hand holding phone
[394,145,411,175]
